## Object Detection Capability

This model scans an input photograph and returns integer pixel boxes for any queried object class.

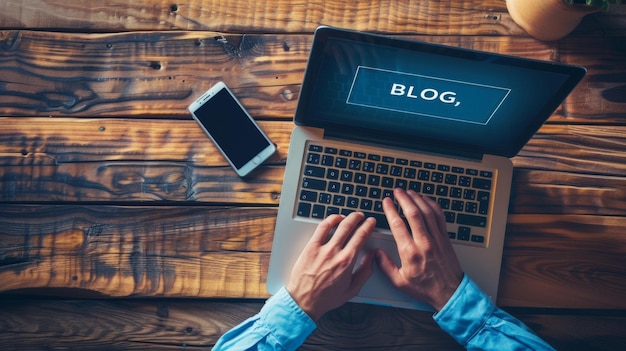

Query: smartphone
[188,82,276,177]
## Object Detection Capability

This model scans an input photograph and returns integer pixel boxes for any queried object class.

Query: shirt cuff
[432,274,496,345]
[259,286,317,349]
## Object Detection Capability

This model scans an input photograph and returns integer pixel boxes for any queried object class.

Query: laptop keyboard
[296,142,494,247]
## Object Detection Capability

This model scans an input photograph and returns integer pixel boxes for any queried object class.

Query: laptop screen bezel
[294,26,586,158]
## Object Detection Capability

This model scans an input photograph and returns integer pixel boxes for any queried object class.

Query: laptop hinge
[324,129,485,162]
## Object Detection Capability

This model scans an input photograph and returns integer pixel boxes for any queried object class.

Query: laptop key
[390,166,403,177]
[457,214,487,227]
[418,170,430,180]
[382,177,394,188]
[297,202,311,217]
[349,159,361,170]
[311,205,325,218]
[354,173,367,184]
[304,165,325,178]
[319,193,331,204]
[368,175,381,186]
[436,185,449,197]
[444,211,455,223]
[365,212,389,229]
[471,235,485,243]
[404,167,416,179]
[307,153,320,164]
[363,161,375,172]
[473,178,492,190]
[458,226,471,241]
[369,187,381,199]
[423,183,435,194]
[373,201,383,212]
[335,157,348,168]
[341,183,355,195]
[326,207,340,216]
[445,174,458,185]
[300,190,318,202]
[321,154,334,166]
[478,191,490,215]
[302,177,326,190]
[340,149,352,157]
[347,197,359,208]
[360,199,373,210]
[333,195,346,206]
[431,171,444,183]
[356,185,368,197]
[341,170,353,182]
[328,181,340,193]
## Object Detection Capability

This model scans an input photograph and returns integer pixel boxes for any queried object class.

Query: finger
[382,196,414,248]
[344,216,376,253]
[404,190,442,240]
[374,249,404,287]
[348,250,376,296]
[417,193,449,239]
[393,188,430,242]
[328,212,365,247]
[309,214,345,246]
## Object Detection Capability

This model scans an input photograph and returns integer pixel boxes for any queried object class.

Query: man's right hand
[375,188,464,311]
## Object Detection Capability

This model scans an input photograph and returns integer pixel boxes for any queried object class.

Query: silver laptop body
[268,27,585,310]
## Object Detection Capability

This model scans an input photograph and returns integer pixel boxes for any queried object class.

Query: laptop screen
[295,27,586,158]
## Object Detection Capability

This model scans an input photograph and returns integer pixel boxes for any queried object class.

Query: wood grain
[0,0,517,35]
[1,31,623,123]
[3,0,624,36]
[500,214,626,309]
[0,205,274,298]
[0,296,624,350]
[2,205,625,309]
[2,119,626,217]
[1,0,625,348]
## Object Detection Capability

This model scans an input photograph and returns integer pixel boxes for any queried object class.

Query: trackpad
[359,237,412,302]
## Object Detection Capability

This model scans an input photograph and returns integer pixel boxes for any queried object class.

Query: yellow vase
[506,0,601,41]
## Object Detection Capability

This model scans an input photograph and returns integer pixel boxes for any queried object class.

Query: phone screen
[193,88,271,169]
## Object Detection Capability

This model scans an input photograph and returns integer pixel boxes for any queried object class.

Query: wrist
[431,273,464,311]
[285,285,323,322]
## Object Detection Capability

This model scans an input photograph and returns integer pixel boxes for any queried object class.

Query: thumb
[374,249,402,285]
[349,251,376,296]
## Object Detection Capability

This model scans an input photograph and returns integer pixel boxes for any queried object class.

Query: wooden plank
[0,31,309,118]
[559,37,626,121]
[1,31,622,123]
[0,296,624,350]
[514,124,626,175]
[1,162,626,216]
[499,214,626,309]
[2,205,625,308]
[0,205,274,298]
[2,0,624,36]
[510,169,626,216]
[2,119,626,215]
[0,119,293,164]
[0,0,519,35]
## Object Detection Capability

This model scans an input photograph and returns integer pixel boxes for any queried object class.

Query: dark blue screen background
[300,37,573,156]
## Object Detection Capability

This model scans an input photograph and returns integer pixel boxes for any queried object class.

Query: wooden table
[1,1,625,349]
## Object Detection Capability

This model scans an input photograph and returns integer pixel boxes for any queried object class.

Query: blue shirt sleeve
[212,287,316,351]
[213,276,554,350]
[433,275,556,351]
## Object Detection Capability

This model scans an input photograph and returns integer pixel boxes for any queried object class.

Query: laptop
[267,26,585,310]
